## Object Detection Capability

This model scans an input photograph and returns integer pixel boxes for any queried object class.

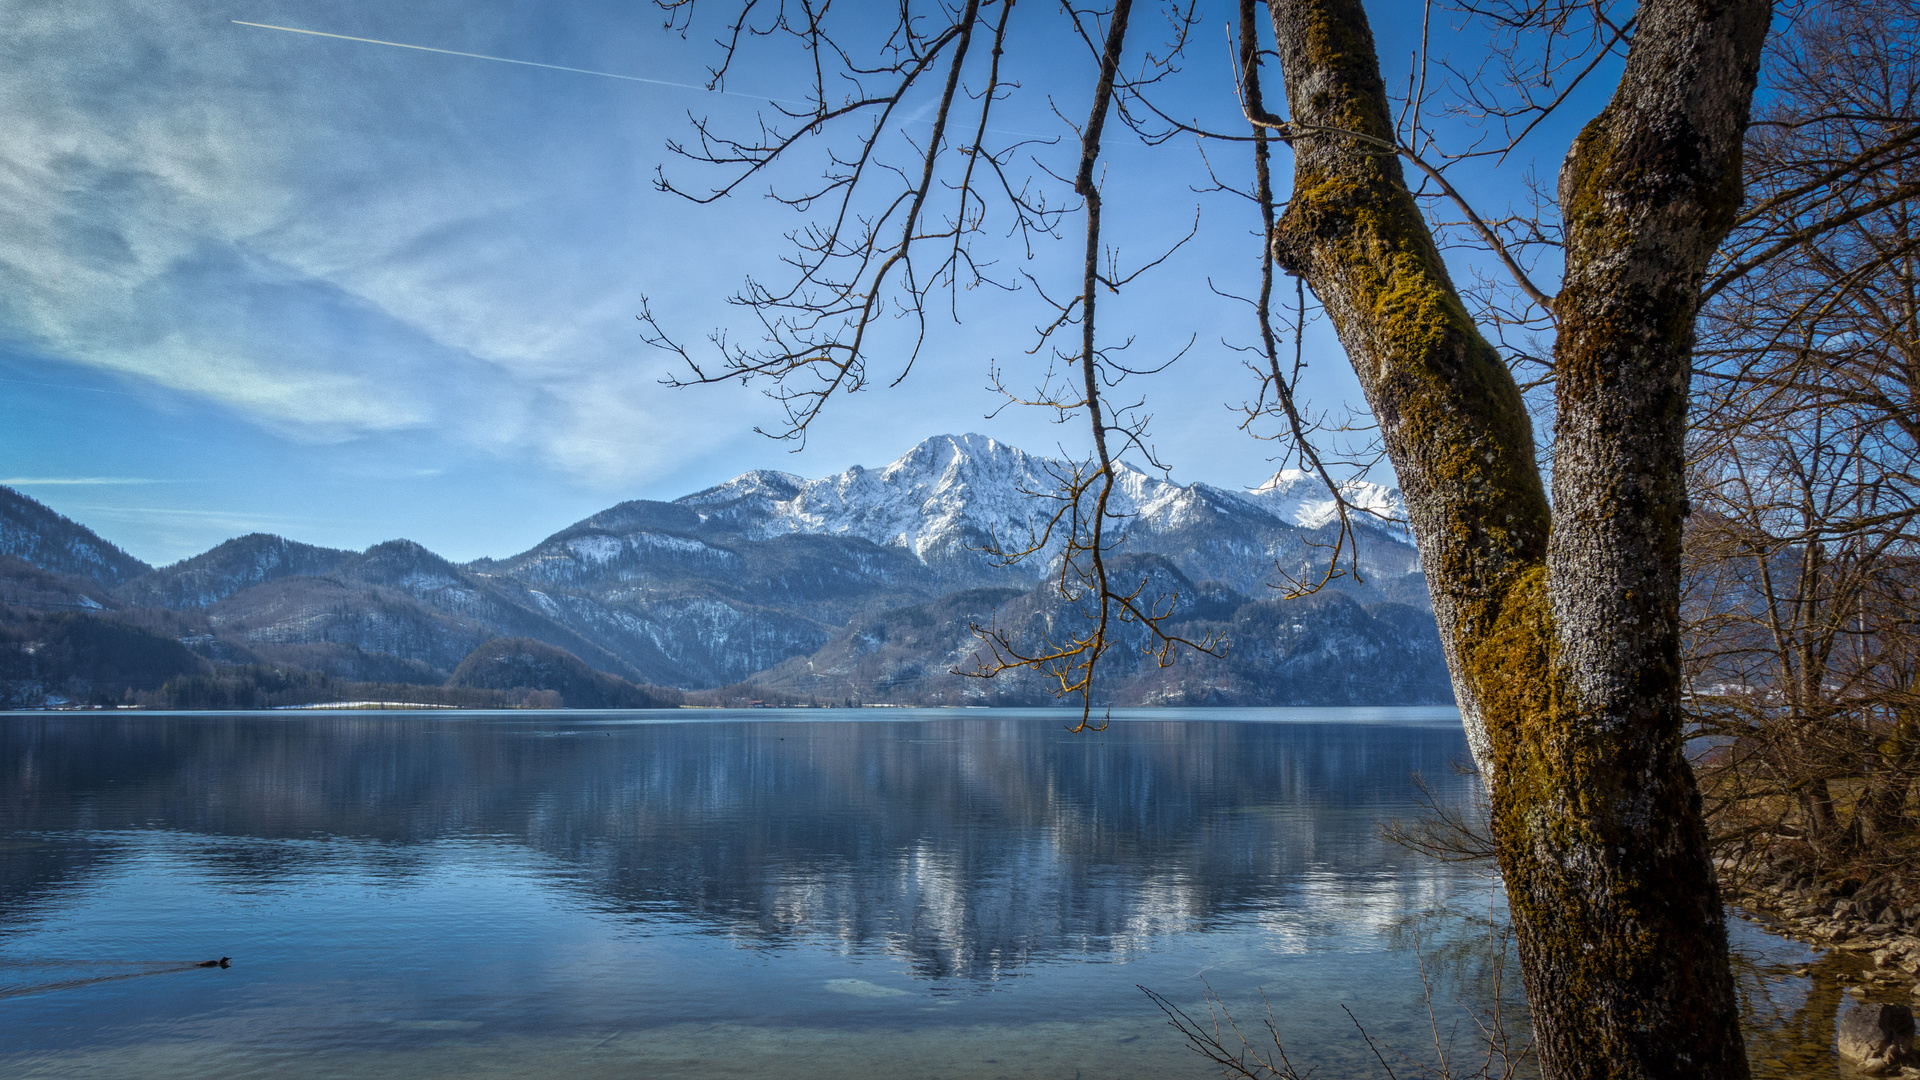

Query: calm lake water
[0,707,1826,1079]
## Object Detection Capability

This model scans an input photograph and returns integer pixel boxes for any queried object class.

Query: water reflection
[4,713,1475,977]
[1,709,1492,1079]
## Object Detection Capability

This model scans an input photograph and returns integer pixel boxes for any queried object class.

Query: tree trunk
[1802,774,1841,841]
[1266,2,1768,1078]
[1858,710,1918,844]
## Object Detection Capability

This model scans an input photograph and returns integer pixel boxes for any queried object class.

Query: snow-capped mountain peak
[1241,468,1404,529]
[673,434,1408,569]
[681,433,1119,561]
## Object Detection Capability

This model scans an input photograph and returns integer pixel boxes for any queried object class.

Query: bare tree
[641,0,1244,731]
[642,0,1774,1076]
[1686,0,1920,868]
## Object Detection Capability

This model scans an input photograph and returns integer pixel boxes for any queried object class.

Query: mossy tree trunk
[1265,2,1769,1078]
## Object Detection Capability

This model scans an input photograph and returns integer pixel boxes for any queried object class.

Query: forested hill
[0,486,150,586]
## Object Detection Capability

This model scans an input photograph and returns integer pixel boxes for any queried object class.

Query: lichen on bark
[1263,1,1771,1077]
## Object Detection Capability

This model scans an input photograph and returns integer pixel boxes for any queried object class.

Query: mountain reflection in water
[2,708,1500,1080]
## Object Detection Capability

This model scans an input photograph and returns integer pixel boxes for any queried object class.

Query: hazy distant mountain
[116,533,353,608]
[90,530,645,684]
[201,540,647,682]
[0,487,150,585]
[0,436,1447,705]
[752,554,1451,706]
[475,520,941,685]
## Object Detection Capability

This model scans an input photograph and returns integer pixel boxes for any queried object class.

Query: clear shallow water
[1,707,1519,1078]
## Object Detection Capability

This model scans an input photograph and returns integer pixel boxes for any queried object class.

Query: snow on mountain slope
[118,534,354,608]
[678,434,1084,560]
[0,485,152,586]
[678,433,1409,561]
[1209,469,1405,531]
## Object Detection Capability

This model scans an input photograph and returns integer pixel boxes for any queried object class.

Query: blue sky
[0,0,1595,565]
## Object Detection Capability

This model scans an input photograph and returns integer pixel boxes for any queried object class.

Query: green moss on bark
[1265,1,1766,1076]
[1277,159,1549,638]
[1468,567,1741,1078]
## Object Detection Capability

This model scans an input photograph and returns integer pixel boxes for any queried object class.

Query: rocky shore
[1720,852,1920,1075]
[1722,854,1920,989]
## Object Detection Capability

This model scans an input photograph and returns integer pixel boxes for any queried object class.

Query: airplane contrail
[230,21,797,102]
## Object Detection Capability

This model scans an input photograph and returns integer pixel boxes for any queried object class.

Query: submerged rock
[1838,1001,1916,1075]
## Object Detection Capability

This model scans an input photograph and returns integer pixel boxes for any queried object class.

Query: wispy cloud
[57,503,343,531]
[0,0,774,482]
[0,0,1116,503]
[0,376,146,397]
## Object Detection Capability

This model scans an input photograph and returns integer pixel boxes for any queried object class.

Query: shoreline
[1721,853,1920,999]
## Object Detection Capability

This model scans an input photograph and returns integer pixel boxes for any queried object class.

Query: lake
[0,707,1819,1078]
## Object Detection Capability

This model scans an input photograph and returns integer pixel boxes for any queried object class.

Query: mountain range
[0,434,1451,708]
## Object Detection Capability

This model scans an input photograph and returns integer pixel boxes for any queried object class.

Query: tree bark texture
[1266,2,1769,1078]
[1263,0,1553,780]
